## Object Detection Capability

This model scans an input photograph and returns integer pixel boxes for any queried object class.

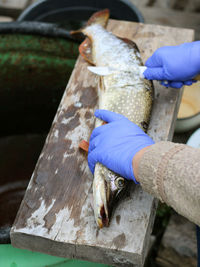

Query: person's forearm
[134,141,200,226]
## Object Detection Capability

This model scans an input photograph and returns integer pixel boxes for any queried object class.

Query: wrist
[132,145,152,183]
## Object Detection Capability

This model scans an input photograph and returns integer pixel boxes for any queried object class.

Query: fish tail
[70,9,109,37]
[71,9,110,64]
[86,9,109,28]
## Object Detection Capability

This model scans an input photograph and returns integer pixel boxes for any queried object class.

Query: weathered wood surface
[156,213,197,267]
[11,20,194,267]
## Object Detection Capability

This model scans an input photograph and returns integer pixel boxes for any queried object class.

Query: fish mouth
[97,204,109,228]
[93,164,127,228]
[93,168,110,228]
[95,183,110,228]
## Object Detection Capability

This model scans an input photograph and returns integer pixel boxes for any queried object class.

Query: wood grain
[11,20,194,267]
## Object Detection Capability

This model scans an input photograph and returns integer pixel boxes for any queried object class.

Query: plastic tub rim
[175,112,200,133]
[17,0,144,23]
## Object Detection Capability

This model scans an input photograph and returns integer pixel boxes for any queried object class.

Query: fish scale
[76,9,154,228]
[85,24,141,67]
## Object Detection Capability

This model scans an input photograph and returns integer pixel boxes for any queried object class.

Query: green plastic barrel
[0,31,79,135]
[0,245,111,267]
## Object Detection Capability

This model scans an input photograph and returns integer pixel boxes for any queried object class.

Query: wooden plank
[139,6,200,40]
[11,20,194,267]
[156,214,197,267]
[130,1,200,39]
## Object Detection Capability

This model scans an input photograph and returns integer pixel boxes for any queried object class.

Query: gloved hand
[88,109,154,184]
[143,41,200,88]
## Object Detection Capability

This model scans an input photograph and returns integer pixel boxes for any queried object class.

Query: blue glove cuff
[127,139,155,184]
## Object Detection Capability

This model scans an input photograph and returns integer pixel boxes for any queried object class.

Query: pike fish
[75,9,154,228]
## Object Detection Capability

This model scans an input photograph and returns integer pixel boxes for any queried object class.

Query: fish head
[93,164,127,228]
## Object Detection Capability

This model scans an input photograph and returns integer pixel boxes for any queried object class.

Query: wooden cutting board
[11,20,194,267]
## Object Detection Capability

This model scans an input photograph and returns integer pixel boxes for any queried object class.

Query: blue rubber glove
[88,109,155,184]
[144,41,200,88]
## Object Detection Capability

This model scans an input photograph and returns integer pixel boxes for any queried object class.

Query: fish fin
[71,9,109,36]
[79,38,94,64]
[119,37,140,52]
[69,29,84,42]
[87,9,110,28]
[79,140,89,152]
[72,10,109,64]
[88,66,114,76]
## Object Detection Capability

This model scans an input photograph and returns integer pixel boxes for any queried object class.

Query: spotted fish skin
[77,9,154,228]
[83,23,153,126]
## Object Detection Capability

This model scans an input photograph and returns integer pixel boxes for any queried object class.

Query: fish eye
[115,177,125,188]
